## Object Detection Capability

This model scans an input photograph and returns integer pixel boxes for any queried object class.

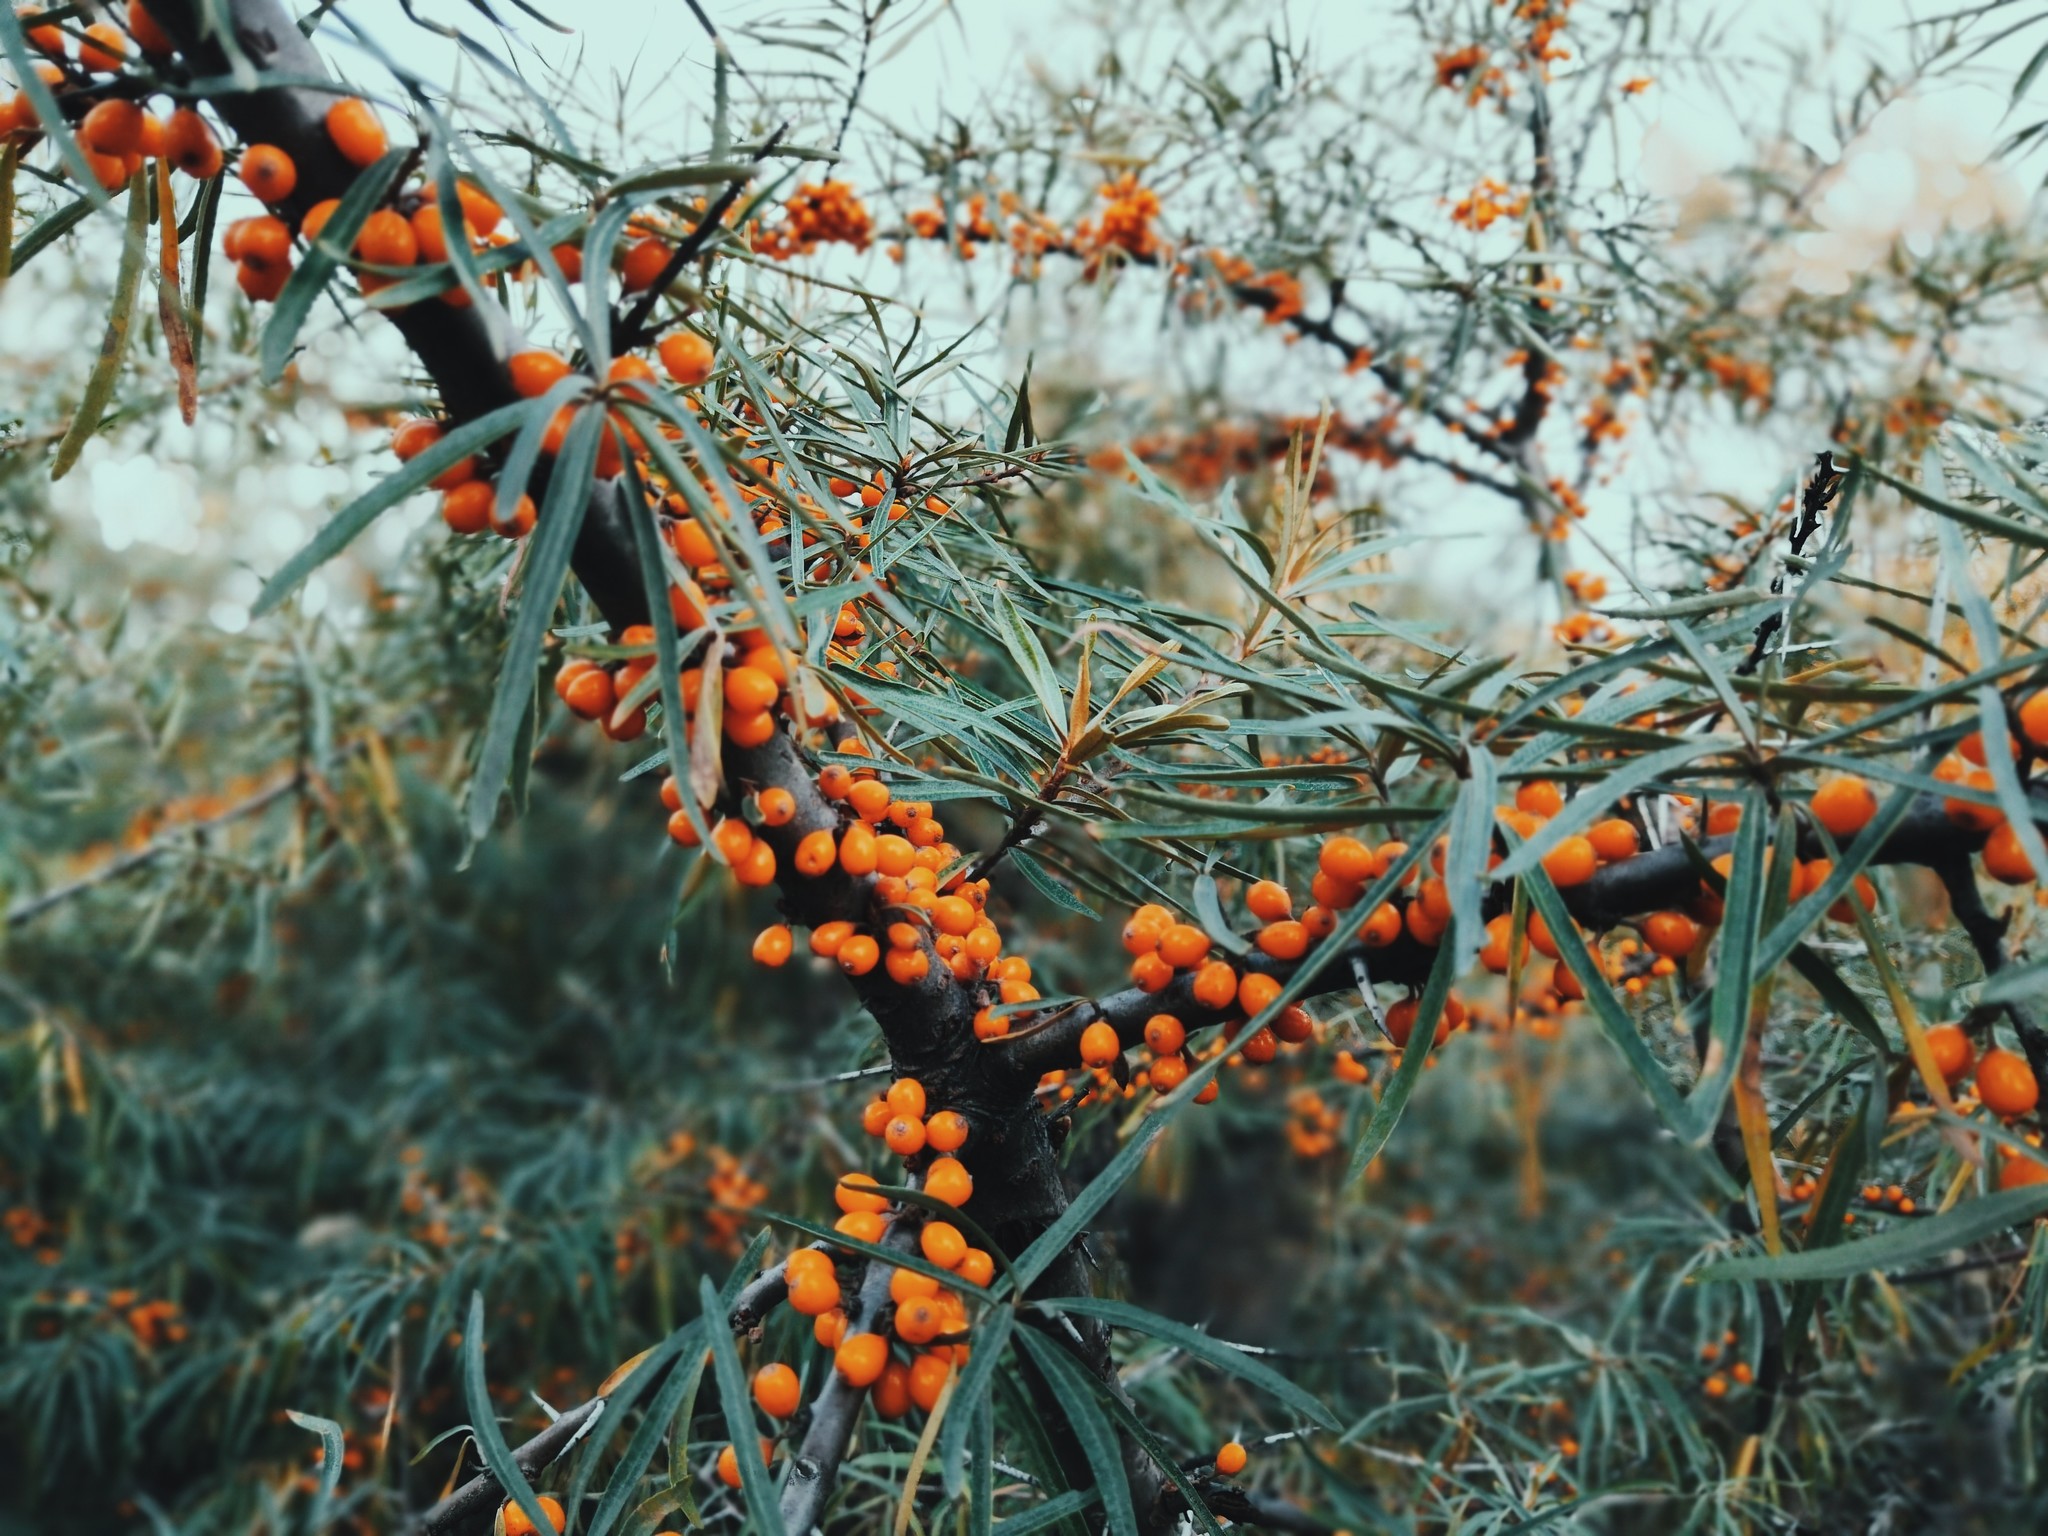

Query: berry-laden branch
[993,787,2048,1087]
[130,5,1249,1530]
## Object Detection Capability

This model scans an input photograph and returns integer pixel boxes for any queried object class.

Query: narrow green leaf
[1013,1331,1136,1536]
[1012,848,1101,919]
[1035,1297,1338,1429]
[261,148,407,382]
[1345,940,1455,1184]
[461,1293,558,1536]
[469,406,602,841]
[699,1275,787,1536]
[1699,1186,2048,1281]
[254,401,531,615]
[939,1308,1016,1499]
[1520,863,1709,1166]
[988,590,1067,740]
[582,1324,699,1536]
[285,1410,346,1504]
[1682,790,1768,1141]
[52,172,149,480]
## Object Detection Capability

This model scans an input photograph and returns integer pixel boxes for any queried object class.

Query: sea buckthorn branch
[145,0,652,629]
[990,789,2048,1086]
[415,1397,606,1536]
[133,2,1169,1525]
[777,1215,915,1532]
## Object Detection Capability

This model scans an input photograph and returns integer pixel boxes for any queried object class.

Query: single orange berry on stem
[324,97,388,166]
[1215,1441,1248,1476]
[238,144,297,202]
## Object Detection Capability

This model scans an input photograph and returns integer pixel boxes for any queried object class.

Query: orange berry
[1516,780,1564,817]
[812,1307,848,1346]
[871,1359,913,1418]
[1542,835,1598,887]
[1130,952,1174,992]
[1976,1048,2040,1118]
[659,330,716,385]
[954,1250,995,1291]
[922,1157,971,1205]
[1238,971,1282,1016]
[838,935,880,977]
[1982,822,2037,885]
[1943,763,2004,832]
[1924,1024,1974,1083]
[440,481,493,535]
[80,99,144,157]
[1157,924,1210,969]
[1079,1021,1121,1066]
[1150,1054,1189,1093]
[1215,1441,1248,1476]
[2020,691,2048,750]
[1273,1005,1313,1043]
[621,236,674,293]
[834,1210,885,1246]
[1122,913,1167,954]
[725,664,781,714]
[734,839,777,886]
[752,925,793,967]
[127,2,174,55]
[921,1220,968,1269]
[1641,911,1697,959]
[509,350,572,398]
[1191,960,1238,1010]
[1357,902,1402,947]
[1143,1014,1185,1055]
[1587,818,1639,861]
[1810,774,1877,839]
[925,1110,969,1153]
[795,829,838,877]
[500,1495,566,1535]
[78,22,127,71]
[165,108,223,178]
[1246,880,1292,921]
[356,207,417,267]
[887,1078,927,1119]
[835,1172,889,1215]
[757,786,796,826]
[1320,835,1374,885]
[1386,997,1449,1048]
[753,1362,801,1418]
[819,764,854,800]
[324,98,388,167]
[883,1115,925,1155]
[238,143,297,202]
[834,1333,889,1388]
[933,896,977,936]
[1241,1025,1278,1064]
[1999,1153,2048,1191]
[1256,920,1308,961]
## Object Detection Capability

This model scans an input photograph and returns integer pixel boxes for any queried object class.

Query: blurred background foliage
[8,1,2048,1533]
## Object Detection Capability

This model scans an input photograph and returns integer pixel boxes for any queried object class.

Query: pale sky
[9,0,2045,630]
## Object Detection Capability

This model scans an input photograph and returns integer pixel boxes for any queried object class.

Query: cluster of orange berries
[4,5,182,183]
[1699,1330,1753,1400]
[755,776,1011,995]
[1448,177,1528,232]
[220,115,556,305]
[704,1078,986,1484]
[751,179,874,259]
[1078,172,1164,265]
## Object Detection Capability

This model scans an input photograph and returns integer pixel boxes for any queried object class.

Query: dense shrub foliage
[8,3,2048,1533]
